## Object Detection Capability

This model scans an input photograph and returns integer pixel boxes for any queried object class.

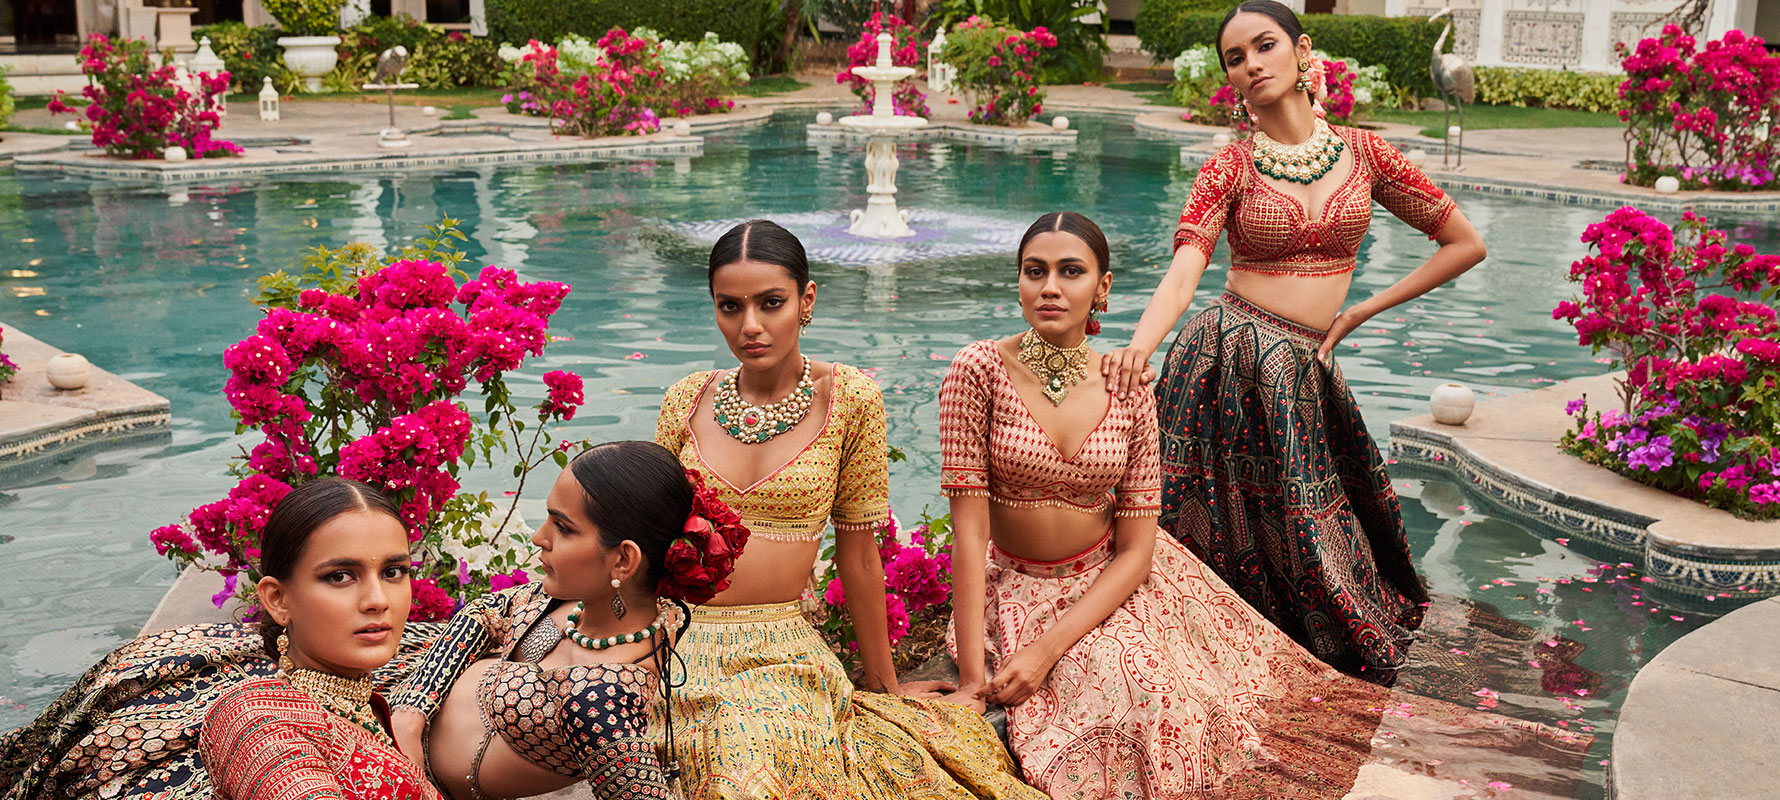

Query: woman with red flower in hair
[386,440,745,800]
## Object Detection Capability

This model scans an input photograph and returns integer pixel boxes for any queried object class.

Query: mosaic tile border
[806,122,1079,148]
[1389,423,1780,606]
[0,407,172,463]
[13,138,704,184]
[0,426,173,491]
[1171,146,1780,214]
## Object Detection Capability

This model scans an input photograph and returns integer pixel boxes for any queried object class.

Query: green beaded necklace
[562,601,664,650]
[1251,118,1345,185]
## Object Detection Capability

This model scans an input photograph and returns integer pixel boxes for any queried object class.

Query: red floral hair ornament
[657,469,750,605]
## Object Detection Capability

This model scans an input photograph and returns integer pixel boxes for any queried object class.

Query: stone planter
[278,35,342,93]
[45,353,93,390]
[1428,382,1476,425]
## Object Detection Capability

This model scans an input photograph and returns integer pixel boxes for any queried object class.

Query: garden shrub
[194,21,296,94]
[640,28,750,117]
[149,221,582,613]
[498,33,663,136]
[1555,208,1780,521]
[336,14,503,89]
[1473,65,1622,112]
[942,16,1059,125]
[499,28,747,121]
[1617,25,1779,190]
[260,0,346,37]
[1140,10,1443,97]
[933,0,1107,83]
[0,326,17,389]
[0,65,14,129]
[48,35,239,159]
[485,0,778,72]
[837,13,928,117]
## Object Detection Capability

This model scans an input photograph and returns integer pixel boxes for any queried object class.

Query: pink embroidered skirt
[958,530,1596,800]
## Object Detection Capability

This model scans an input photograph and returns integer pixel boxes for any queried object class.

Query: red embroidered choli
[201,677,440,800]
[938,340,1161,516]
[1174,126,1456,277]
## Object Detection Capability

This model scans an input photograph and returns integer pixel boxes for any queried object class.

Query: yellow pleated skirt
[666,601,1044,800]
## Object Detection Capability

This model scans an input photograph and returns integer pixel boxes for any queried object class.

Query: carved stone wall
[1408,5,1482,58]
[1611,11,1666,46]
[1502,10,1585,64]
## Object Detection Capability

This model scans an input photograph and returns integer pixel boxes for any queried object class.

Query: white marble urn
[1429,382,1475,425]
[46,353,94,390]
[278,35,343,93]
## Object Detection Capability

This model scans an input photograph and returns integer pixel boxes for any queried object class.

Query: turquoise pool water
[1,112,1776,795]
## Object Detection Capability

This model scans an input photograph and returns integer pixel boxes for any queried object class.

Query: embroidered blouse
[1174,126,1457,277]
[201,677,440,800]
[655,362,891,542]
[386,583,673,799]
[938,340,1161,517]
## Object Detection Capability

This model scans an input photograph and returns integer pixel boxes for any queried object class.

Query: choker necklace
[1252,117,1345,184]
[280,660,388,742]
[1017,329,1091,406]
[713,356,815,444]
[564,599,672,650]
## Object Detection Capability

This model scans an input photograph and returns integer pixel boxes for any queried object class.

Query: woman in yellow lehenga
[654,219,1043,800]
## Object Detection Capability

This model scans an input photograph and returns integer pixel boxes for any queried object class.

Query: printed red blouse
[1174,126,1456,277]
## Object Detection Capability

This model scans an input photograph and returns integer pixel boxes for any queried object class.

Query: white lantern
[190,37,226,116]
[259,76,280,122]
[927,25,953,94]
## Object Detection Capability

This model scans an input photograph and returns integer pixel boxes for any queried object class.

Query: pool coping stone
[1609,596,1780,799]
[1390,372,1780,607]
[0,322,171,485]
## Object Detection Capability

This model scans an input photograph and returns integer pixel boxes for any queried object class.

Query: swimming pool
[1,111,1774,795]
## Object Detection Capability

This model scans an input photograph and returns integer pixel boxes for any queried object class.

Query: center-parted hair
[707,219,811,292]
[1217,0,1317,108]
[1019,212,1112,274]
[256,477,402,658]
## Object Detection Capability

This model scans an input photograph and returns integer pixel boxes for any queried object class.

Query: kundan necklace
[280,661,389,742]
[1017,329,1091,406]
[713,356,815,444]
[1251,117,1345,185]
[563,599,670,650]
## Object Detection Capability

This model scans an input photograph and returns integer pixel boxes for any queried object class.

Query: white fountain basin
[837,114,930,132]
[852,66,916,82]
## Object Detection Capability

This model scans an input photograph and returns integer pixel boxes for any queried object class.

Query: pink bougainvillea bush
[940,17,1058,126]
[836,12,929,118]
[498,29,662,138]
[148,221,586,619]
[1555,207,1780,520]
[1617,25,1780,190]
[48,34,239,160]
[817,510,954,675]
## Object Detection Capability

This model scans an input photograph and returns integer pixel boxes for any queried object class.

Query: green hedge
[486,0,779,68]
[1474,66,1623,112]
[1137,8,1446,97]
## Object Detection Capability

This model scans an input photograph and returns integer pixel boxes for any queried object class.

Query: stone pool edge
[0,322,171,485]
[1608,596,1780,799]
[1389,372,1780,608]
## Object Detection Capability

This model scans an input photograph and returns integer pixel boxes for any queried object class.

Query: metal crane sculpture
[364,46,418,149]
[1429,8,1475,167]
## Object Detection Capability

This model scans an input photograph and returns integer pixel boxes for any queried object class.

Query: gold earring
[610,577,627,620]
[277,631,294,672]
[1295,59,1313,92]
[799,313,812,333]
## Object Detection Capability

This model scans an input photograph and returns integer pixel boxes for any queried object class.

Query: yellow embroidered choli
[654,362,890,543]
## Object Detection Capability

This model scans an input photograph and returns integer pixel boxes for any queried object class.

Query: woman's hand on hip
[1315,308,1366,366]
[1101,346,1157,399]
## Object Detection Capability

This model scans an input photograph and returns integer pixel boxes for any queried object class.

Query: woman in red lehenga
[1101,0,1489,675]
[198,477,440,800]
[940,213,1591,800]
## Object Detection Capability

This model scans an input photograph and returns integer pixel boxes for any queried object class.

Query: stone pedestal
[156,7,199,53]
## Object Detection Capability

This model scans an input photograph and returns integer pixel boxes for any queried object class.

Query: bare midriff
[702,537,822,606]
[1223,268,1355,331]
[987,502,1117,564]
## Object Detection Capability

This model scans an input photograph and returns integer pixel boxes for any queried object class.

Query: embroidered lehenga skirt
[0,622,442,800]
[668,601,1042,800]
[1156,291,1428,672]
[967,530,1595,800]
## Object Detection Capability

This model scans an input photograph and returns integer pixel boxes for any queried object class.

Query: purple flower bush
[149,221,588,619]
[47,35,240,160]
[1617,25,1780,191]
[837,13,930,118]
[1555,207,1780,520]
[818,509,955,673]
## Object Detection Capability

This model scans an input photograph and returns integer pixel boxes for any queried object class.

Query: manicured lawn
[1103,81,1178,106]
[1368,105,1620,137]
[256,86,509,107]
[733,75,808,97]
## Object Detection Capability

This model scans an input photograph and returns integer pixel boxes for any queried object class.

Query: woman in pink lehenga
[938,212,1593,800]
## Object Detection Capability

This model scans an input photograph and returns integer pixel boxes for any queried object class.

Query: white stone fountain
[838,32,929,239]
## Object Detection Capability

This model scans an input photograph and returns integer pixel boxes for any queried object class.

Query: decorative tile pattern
[1409,6,1482,59]
[1502,11,1585,65]
[662,208,1030,267]
[1611,12,1666,47]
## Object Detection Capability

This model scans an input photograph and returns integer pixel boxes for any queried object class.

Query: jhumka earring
[1295,58,1313,93]
[277,631,294,672]
[609,577,627,620]
[799,313,813,334]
